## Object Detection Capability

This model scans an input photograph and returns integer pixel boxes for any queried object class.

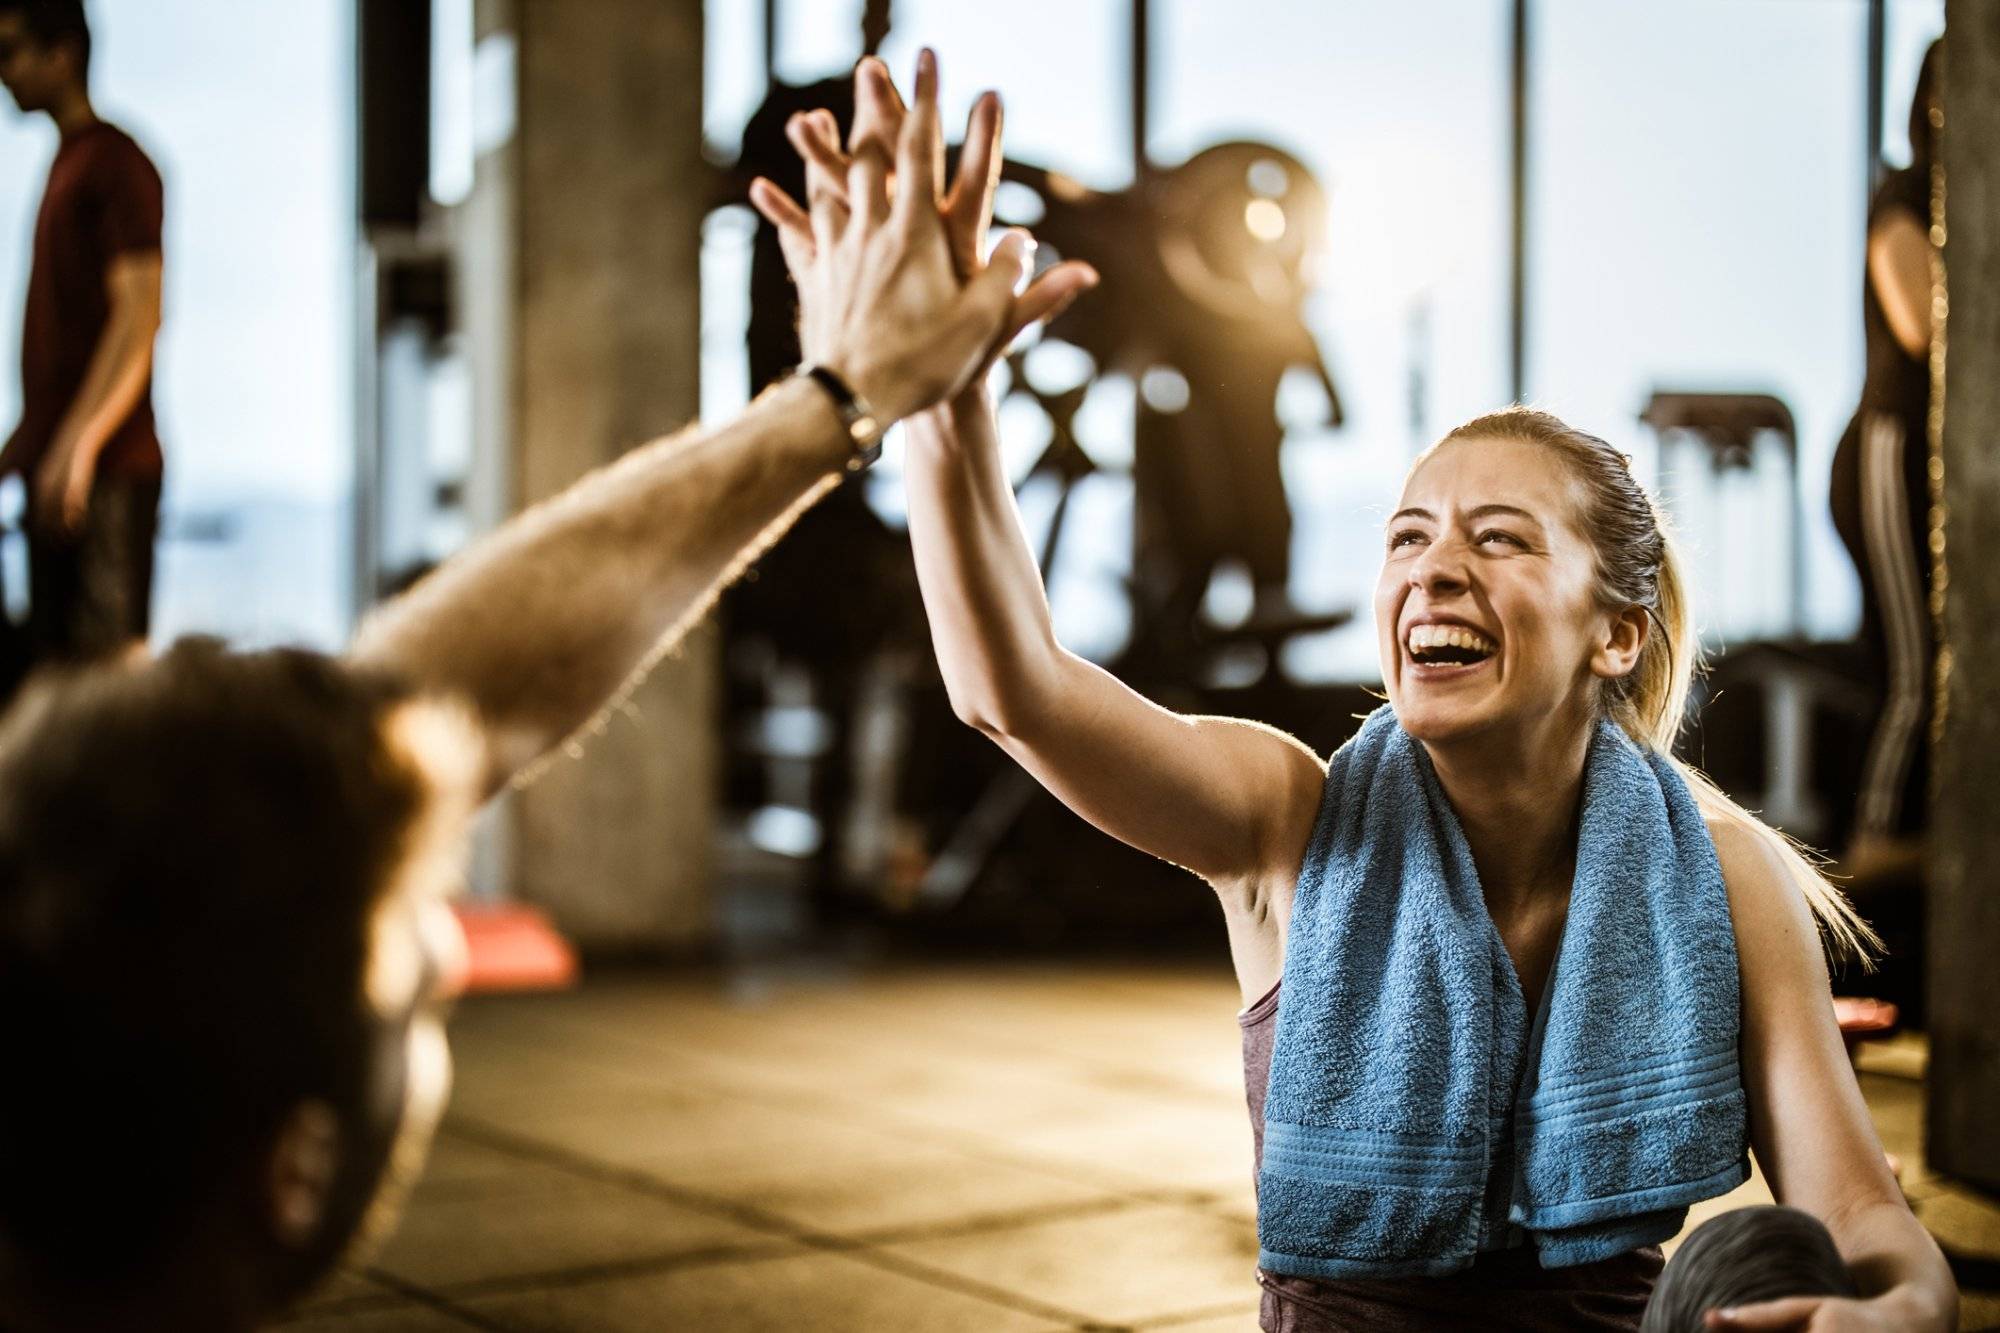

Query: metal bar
[1867,0,1886,191]
[764,0,778,86]
[1930,0,2000,1192]
[1509,0,1529,402]
[352,248,382,619]
[1131,0,1151,180]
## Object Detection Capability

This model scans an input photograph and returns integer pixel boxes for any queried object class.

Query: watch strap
[797,363,885,471]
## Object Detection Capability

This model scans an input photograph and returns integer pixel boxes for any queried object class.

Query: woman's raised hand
[748,52,1097,402]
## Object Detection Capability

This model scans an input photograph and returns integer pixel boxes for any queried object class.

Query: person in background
[0,52,1094,1332]
[1828,40,1941,886]
[0,0,164,674]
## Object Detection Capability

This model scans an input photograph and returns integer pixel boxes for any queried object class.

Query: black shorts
[27,471,161,664]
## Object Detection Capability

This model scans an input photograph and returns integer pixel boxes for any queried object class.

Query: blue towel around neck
[1256,705,1749,1279]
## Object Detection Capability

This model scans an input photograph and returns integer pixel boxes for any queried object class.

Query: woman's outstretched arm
[902,389,1325,993]
[1711,818,1956,1330]
[753,57,1324,996]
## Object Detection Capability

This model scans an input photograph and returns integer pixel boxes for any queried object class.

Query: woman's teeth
[1406,623,1497,665]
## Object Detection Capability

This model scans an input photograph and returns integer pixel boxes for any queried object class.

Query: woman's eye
[1388,529,1426,550]
[1477,529,1524,548]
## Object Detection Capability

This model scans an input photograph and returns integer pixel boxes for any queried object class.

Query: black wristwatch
[796,363,886,472]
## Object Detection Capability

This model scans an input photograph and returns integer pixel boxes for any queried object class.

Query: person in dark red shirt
[0,0,164,669]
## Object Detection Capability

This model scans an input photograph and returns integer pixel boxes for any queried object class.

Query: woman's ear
[1590,605,1651,682]
[266,1101,341,1249]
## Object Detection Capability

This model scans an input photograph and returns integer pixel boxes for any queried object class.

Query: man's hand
[26,251,161,539]
[33,435,94,537]
[353,57,1097,795]
[747,51,1095,419]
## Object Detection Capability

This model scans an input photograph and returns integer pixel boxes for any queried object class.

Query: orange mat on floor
[451,902,579,994]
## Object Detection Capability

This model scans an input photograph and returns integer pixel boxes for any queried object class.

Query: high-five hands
[748,50,1098,421]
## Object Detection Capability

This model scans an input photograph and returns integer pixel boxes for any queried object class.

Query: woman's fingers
[1704,1296,1824,1330]
[960,228,1036,327]
[787,112,851,250]
[748,176,816,276]
[749,177,812,242]
[944,92,1003,277]
[787,110,850,180]
[1004,260,1099,344]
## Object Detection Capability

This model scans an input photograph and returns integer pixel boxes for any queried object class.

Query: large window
[1151,0,1513,677]
[1882,0,1947,168]
[0,0,353,649]
[1525,0,1871,642]
[700,2,1141,659]
[700,0,1929,679]
[705,1,1131,188]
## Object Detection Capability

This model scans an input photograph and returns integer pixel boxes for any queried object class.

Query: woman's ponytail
[1646,537,1881,966]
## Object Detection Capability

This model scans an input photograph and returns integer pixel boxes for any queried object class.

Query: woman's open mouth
[1403,623,1498,678]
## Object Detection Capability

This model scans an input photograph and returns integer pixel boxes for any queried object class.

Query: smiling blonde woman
[753,54,1959,1333]
[909,391,1956,1330]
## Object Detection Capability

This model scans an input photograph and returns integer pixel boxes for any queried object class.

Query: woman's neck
[1426,712,1594,912]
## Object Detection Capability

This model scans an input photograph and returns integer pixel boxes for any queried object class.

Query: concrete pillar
[464,0,716,951]
[1927,2,2000,1192]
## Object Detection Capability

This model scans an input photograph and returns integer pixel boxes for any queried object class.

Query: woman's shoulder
[1701,813,1827,983]
[1702,814,1795,909]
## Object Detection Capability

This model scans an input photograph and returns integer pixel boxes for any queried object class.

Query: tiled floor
[285,963,2000,1331]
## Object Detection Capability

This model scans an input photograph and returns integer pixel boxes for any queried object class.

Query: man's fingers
[850,58,908,217]
[1704,1297,1823,1330]
[923,54,947,205]
[947,94,1002,211]
[848,58,885,153]
[848,144,891,229]
[869,55,908,119]
[893,48,944,224]
[850,56,906,161]
[771,222,816,288]
[944,92,1003,277]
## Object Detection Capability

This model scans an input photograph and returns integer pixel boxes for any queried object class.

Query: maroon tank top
[1240,982,1662,1331]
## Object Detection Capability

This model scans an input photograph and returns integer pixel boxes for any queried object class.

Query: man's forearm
[350,375,855,793]
[53,307,156,468]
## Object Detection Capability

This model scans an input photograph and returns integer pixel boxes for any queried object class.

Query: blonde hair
[1430,407,1880,965]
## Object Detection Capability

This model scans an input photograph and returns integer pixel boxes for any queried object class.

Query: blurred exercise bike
[719,135,1351,938]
